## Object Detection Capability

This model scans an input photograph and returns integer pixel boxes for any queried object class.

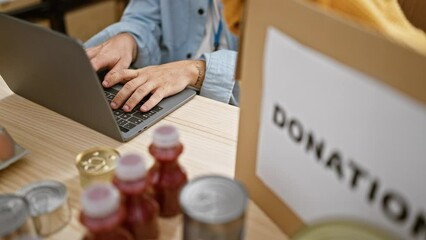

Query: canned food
[75,147,119,188]
[0,126,29,171]
[0,194,37,240]
[0,126,15,162]
[292,220,397,240]
[16,180,71,237]
[179,175,248,240]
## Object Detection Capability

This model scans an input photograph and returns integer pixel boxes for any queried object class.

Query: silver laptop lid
[0,14,196,142]
[0,14,123,141]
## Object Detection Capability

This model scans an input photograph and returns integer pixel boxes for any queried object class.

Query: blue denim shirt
[84,0,240,106]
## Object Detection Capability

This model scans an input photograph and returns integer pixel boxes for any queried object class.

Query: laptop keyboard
[103,88,163,133]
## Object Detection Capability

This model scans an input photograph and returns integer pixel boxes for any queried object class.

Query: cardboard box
[235,0,426,238]
[66,0,124,42]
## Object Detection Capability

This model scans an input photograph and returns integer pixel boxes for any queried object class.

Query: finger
[90,55,114,72]
[122,81,156,112]
[110,77,148,110]
[103,58,133,87]
[140,88,165,112]
[86,45,102,59]
[103,69,139,88]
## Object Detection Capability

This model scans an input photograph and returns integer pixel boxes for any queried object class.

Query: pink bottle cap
[115,153,146,181]
[152,125,180,148]
[81,184,120,218]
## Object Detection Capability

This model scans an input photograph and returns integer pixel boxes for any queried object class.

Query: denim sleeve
[84,0,162,67]
[200,50,239,106]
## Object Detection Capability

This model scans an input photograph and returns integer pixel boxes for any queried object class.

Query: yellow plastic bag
[311,0,426,54]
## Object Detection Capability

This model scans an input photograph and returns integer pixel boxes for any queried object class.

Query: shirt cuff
[200,50,237,104]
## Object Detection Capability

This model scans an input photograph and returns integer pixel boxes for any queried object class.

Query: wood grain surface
[0,76,287,239]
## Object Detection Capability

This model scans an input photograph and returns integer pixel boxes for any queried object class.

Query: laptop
[0,14,196,142]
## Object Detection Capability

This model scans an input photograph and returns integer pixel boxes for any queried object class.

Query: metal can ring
[16,180,71,237]
[76,147,119,188]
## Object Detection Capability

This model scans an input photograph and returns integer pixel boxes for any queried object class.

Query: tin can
[16,180,71,237]
[0,128,28,171]
[0,194,37,240]
[179,175,248,240]
[75,147,119,188]
[0,126,15,162]
[292,220,397,240]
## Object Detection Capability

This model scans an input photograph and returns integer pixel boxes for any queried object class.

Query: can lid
[153,125,180,148]
[76,147,118,175]
[179,175,248,224]
[292,220,397,240]
[81,183,120,219]
[0,195,29,236]
[16,180,68,216]
[116,153,146,181]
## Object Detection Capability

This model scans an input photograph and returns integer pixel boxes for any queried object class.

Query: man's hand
[86,33,137,85]
[105,60,206,112]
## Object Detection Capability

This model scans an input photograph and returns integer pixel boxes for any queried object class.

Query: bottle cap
[115,153,146,181]
[153,125,180,148]
[81,184,120,219]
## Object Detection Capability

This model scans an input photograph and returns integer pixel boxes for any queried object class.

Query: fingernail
[111,102,117,108]
[123,105,130,111]
[102,81,109,87]
[140,106,147,112]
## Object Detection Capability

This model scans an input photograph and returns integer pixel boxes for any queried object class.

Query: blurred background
[0,0,128,42]
[1,0,425,44]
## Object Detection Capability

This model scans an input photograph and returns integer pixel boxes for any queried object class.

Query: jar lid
[0,194,29,236]
[81,183,120,219]
[115,153,146,181]
[153,125,180,148]
[292,220,397,240]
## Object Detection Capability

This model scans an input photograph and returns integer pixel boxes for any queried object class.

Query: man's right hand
[85,33,138,88]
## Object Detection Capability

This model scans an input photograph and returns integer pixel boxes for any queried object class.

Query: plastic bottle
[148,125,188,217]
[80,183,133,240]
[113,153,159,240]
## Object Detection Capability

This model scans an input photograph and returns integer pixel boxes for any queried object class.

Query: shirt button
[186,53,192,59]
[198,8,205,15]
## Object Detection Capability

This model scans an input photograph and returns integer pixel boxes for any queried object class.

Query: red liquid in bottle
[148,125,188,217]
[80,184,133,240]
[113,153,159,240]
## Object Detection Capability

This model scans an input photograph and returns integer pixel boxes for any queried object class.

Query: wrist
[189,60,206,90]
[120,33,138,62]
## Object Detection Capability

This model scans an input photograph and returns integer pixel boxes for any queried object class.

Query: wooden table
[0,75,287,240]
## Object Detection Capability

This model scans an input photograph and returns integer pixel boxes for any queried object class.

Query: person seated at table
[84,0,240,113]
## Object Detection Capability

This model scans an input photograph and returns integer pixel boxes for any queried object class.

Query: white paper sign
[256,27,426,239]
